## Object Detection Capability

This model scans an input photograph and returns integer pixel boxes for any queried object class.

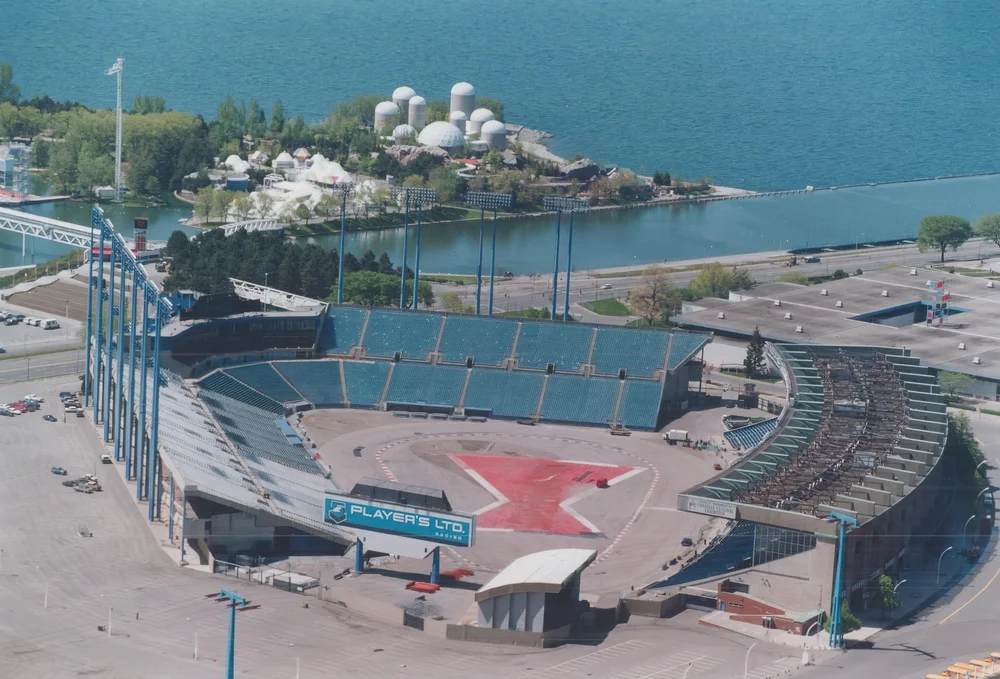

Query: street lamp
[262,272,269,311]
[937,546,953,585]
[743,642,756,679]
[331,182,354,304]
[393,187,437,310]
[543,196,590,320]
[466,191,512,315]
[976,460,988,476]
[206,589,260,679]
[964,513,977,549]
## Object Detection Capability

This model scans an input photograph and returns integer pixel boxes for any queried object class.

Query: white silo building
[468,108,495,136]
[392,86,416,110]
[408,95,427,129]
[393,123,417,142]
[450,82,475,118]
[480,120,507,151]
[417,121,465,153]
[449,110,468,135]
[374,101,401,130]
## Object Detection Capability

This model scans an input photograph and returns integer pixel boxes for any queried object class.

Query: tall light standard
[743,642,756,679]
[393,187,437,309]
[104,58,124,202]
[937,545,953,585]
[466,191,512,315]
[964,513,978,549]
[543,196,590,320]
[206,589,260,679]
[331,182,354,304]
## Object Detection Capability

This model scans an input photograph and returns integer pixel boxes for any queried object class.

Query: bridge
[222,219,282,236]
[0,206,94,251]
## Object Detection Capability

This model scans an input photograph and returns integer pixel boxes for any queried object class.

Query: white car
[600,284,613,290]
[23,394,44,403]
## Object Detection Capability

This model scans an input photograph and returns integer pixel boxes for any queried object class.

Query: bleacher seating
[515,322,594,371]
[362,310,442,359]
[273,361,344,407]
[385,363,466,406]
[723,418,778,451]
[592,327,669,377]
[199,390,321,474]
[463,369,544,419]
[319,306,368,355]
[540,374,620,425]
[667,331,711,370]
[437,315,517,366]
[650,521,755,588]
[198,371,284,412]
[342,361,392,407]
[225,363,305,403]
[617,380,662,429]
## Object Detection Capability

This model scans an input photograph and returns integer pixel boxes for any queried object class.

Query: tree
[0,63,19,104]
[359,249,378,272]
[270,101,285,134]
[626,266,675,326]
[312,194,335,224]
[231,194,253,222]
[377,252,395,275]
[31,139,50,168]
[869,574,901,619]
[974,214,1000,251]
[294,203,312,225]
[427,166,462,202]
[211,189,236,223]
[254,192,275,219]
[938,370,974,398]
[474,97,504,121]
[917,215,972,262]
[277,246,302,293]
[832,269,848,280]
[343,270,388,307]
[731,266,756,291]
[165,230,190,259]
[690,262,736,298]
[131,95,165,114]
[442,292,473,313]
[743,327,767,379]
[653,171,671,186]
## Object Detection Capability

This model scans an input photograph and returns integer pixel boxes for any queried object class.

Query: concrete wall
[718,591,785,616]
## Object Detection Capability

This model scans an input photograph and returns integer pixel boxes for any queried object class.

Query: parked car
[600,284,613,290]
[5,318,18,326]
[64,406,81,413]
[0,346,5,353]
[50,466,67,475]
[681,537,694,547]
[24,394,43,402]
[804,256,821,263]
[59,392,74,399]
[984,491,995,508]
[101,454,113,464]
[42,319,60,330]
[43,414,57,422]
[713,463,724,471]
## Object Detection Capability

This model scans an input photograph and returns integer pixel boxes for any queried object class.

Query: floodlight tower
[104,57,124,202]
[543,196,590,320]
[466,191,512,315]
[393,186,437,309]
[331,182,354,304]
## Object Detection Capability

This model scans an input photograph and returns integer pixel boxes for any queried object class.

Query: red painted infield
[450,454,636,535]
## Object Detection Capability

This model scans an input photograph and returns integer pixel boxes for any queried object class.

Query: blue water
[7,0,1000,190]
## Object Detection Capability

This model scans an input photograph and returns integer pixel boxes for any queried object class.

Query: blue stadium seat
[198,371,284,413]
[515,322,594,371]
[667,331,712,370]
[273,361,344,407]
[463,369,544,419]
[438,315,517,366]
[540,374,620,425]
[592,327,669,377]
[363,310,443,359]
[723,418,778,451]
[225,363,304,403]
[386,363,466,406]
[617,379,662,430]
[342,361,392,407]
[319,306,368,354]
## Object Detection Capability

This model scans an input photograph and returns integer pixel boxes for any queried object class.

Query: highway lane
[0,349,85,384]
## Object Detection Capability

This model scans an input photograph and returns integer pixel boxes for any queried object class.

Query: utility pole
[104,58,124,202]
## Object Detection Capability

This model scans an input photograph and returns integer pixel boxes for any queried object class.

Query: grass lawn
[583,298,630,316]
[422,274,478,285]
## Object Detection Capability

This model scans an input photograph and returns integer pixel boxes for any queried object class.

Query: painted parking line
[537,640,649,675]
[606,653,723,679]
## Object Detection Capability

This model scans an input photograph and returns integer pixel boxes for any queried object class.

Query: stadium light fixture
[392,187,437,309]
[331,182,354,305]
[465,191,512,315]
[542,196,590,320]
[207,589,260,679]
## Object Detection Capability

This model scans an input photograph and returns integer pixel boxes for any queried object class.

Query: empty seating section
[463,369,544,419]
[515,322,594,371]
[225,363,304,403]
[618,380,662,429]
[342,361,392,406]
[386,363,466,406]
[540,374,619,425]
[667,331,711,370]
[320,307,368,354]
[273,361,344,406]
[198,371,284,412]
[438,316,517,366]
[651,522,755,588]
[592,327,669,377]
[199,391,321,474]
[363,310,442,359]
[723,418,778,451]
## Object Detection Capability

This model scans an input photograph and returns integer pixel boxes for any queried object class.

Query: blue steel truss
[86,206,174,522]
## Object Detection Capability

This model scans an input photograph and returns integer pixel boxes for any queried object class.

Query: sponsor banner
[684,496,738,520]
[323,494,474,547]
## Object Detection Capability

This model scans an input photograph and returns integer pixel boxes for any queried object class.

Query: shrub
[832,269,848,280]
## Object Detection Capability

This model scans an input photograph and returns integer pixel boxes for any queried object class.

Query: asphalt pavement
[0,349,85,384]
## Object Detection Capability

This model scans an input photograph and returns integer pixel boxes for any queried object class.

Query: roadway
[430,238,1000,320]
[0,349,84,384]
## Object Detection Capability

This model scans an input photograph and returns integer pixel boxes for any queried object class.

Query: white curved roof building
[449,110,468,134]
[392,86,416,109]
[374,101,401,130]
[480,120,507,150]
[468,108,496,135]
[224,154,250,173]
[450,82,475,118]
[451,82,475,97]
[273,152,295,170]
[417,121,465,150]
[393,123,417,141]
[408,95,427,129]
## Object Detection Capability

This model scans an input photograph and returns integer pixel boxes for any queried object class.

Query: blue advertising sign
[323,494,475,548]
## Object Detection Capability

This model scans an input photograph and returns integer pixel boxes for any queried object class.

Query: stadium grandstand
[660,343,950,624]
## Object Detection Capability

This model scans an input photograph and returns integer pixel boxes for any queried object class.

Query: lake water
[10,174,1000,274]
[7,0,1000,190]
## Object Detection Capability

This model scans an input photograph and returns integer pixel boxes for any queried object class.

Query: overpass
[0,206,94,252]
[222,219,281,236]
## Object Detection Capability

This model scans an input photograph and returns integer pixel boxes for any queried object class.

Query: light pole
[207,589,260,679]
[976,459,988,476]
[393,187,437,310]
[964,513,977,549]
[332,182,354,304]
[937,546,953,585]
[743,642,756,679]
[263,272,269,311]
[466,191,512,315]
[893,578,907,594]
[682,662,694,679]
[543,196,590,320]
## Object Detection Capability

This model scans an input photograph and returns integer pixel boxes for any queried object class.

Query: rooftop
[475,548,597,602]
